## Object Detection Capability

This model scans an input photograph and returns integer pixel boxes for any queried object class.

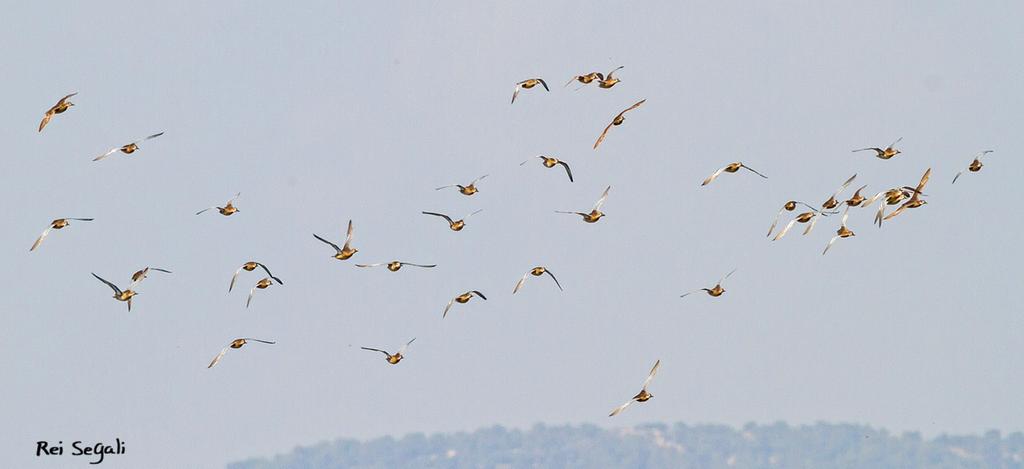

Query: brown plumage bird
[356,261,436,272]
[952,150,994,184]
[823,210,856,255]
[767,201,815,238]
[39,92,77,132]
[229,261,283,292]
[556,185,611,223]
[208,338,276,368]
[313,220,358,260]
[565,72,604,87]
[30,217,94,252]
[422,210,483,232]
[820,174,857,210]
[680,269,737,299]
[93,132,165,161]
[772,209,828,240]
[593,99,646,149]
[196,192,241,216]
[91,272,139,312]
[513,267,563,294]
[436,175,488,196]
[609,359,661,417]
[597,66,625,89]
[520,155,574,182]
[246,278,275,308]
[511,78,549,104]
[883,168,931,222]
[852,137,902,159]
[130,267,172,285]
[442,291,487,318]
[361,338,415,365]
[701,162,767,186]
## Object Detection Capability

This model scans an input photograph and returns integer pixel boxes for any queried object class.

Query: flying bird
[883,168,931,222]
[39,92,77,132]
[91,273,139,312]
[361,338,416,365]
[30,218,94,252]
[843,185,870,207]
[556,185,611,223]
[820,174,857,210]
[767,201,815,238]
[93,132,165,161]
[772,210,827,240]
[597,66,625,89]
[565,71,604,87]
[511,78,549,104]
[701,162,767,186]
[436,175,488,196]
[196,192,241,216]
[229,261,283,292]
[680,269,737,299]
[520,155,574,182]
[442,291,487,318]
[593,99,645,149]
[852,137,903,160]
[823,210,856,255]
[952,150,995,184]
[355,261,436,272]
[421,210,483,232]
[609,359,661,417]
[246,278,275,308]
[208,338,276,368]
[513,267,563,294]
[130,267,172,285]
[313,220,358,260]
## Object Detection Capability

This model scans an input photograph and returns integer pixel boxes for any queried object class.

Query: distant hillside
[229,422,1024,469]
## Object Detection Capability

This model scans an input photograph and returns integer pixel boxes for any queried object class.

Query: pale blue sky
[2,2,1021,468]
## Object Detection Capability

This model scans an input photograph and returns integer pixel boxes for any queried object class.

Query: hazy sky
[3,2,1022,468]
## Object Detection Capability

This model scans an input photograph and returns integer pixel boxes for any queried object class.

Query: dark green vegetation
[230,422,1024,469]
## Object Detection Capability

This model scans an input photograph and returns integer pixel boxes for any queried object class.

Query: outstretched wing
[622,99,646,114]
[537,78,549,91]
[246,285,258,308]
[403,263,436,268]
[355,263,385,268]
[442,298,456,318]
[557,161,574,182]
[511,84,521,104]
[92,273,122,296]
[701,166,727,186]
[30,227,53,252]
[314,233,342,253]
[343,219,355,250]
[543,269,564,291]
[471,291,488,300]
[772,219,798,241]
[641,359,661,390]
[593,186,612,211]
[229,266,245,292]
[361,347,390,357]
[593,122,615,149]
[719,269,737,285]
[93,146,121,161]
[257,263,283,285]
[609,399,634,417]
[513,272,530,294]
[208,347,229,368]
[422,211,454,224]
[741,164,768,179]
[398,338,416,356]
[831,174,857,198]
[823,235,841,255]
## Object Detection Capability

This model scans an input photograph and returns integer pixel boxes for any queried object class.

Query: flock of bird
[32,65,997,417]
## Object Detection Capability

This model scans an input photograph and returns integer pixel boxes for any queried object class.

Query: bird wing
[952,171,964,184]
[135,132,165,144]
[513,272,530,294]
[93,146,121,161]
[355,263,385,268]
[208,347,229,368]
[606,65,624,78]
[403,263,436,268]
[435,184,459,191]
[229,266,245,292]
[442,298,455,318]
[641,359,661,390]
[772,219,797,241]
[767,207,786,238]
[831,174,857,198]
[852,147,882,153]
[244,338,277,345]
[343,219,355,249]
[883,202,909,221]
[30,227,53,251]
[227,192,242,205]
[465,209,483,219]
[557,161,574,182]
[593,186,612,211]
[719,269,737,285]
[622,99,646,113]
[535,78,549,91]
[398,338,416,356]
[511,84,521,104]
[471,290,487,300]
[422,211,454,224]
[593,121,615,149]
[913,168,932,197]
[823,235,841,255]
[361,347,390,356]
[257,263,283,284]
[741,164,768,179]
[195,207,216,215]
[701,166,727,186]
[609,399,634,417]
[246,285,259,308]
[38,113,53,132]
[887,136,903,149]
[543,269,564,291]
[471,174,489,185]
[314,233,342,253]
[92,273,123,296]
[565,76,579,87]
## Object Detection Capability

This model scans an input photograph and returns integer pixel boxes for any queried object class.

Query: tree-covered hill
[229,422,1024,469]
